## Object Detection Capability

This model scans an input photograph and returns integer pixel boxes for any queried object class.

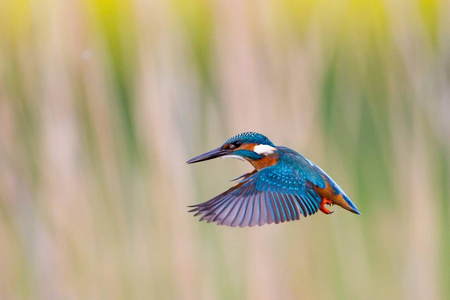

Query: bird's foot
[320,198,334,214]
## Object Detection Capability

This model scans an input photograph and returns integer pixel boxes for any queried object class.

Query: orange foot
[320,198,334,214]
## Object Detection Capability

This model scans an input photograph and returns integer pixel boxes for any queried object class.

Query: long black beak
[186,147,228,164]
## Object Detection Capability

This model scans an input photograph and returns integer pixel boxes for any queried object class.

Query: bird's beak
[186,147,228,164]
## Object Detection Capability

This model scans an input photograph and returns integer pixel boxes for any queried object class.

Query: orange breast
[247,153,279,171]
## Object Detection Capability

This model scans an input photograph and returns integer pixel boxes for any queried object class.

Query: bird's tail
[342,194,361,215]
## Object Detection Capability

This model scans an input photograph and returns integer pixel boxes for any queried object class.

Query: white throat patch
[222,155,246,161]
[253,144,277,155]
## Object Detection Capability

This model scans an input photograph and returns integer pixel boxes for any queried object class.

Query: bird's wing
[189,157,326,227]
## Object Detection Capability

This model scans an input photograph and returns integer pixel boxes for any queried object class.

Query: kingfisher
[187,132,360,227]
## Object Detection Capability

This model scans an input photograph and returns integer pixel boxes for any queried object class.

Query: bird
[186,132,360,227]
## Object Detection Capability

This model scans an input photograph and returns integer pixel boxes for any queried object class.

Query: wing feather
[249,192,259,227]
[268,192,281,223]
[264,192,275,224]
[216,188,246,225]
[302,197,312,215]
[281,193,295,221]
[241,187,256,227]
[278,192,291,221]
[189,152,324,227]
[258,193,268,226]
[283,194,297,220]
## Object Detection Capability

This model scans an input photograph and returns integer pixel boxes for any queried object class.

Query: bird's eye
[225,141,242,150]
[232,141,242,148]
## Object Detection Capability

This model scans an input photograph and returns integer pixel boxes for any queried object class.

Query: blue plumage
[187,132,360,227]
[224,132,275,147]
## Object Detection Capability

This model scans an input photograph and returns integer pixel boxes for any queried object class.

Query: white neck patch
[253,144,277,155]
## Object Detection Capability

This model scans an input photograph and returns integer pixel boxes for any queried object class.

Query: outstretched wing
[189,152,326,227]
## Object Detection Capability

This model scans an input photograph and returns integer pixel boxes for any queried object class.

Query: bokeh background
[1,0,449,299]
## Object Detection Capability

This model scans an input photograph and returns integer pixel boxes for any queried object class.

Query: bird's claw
[320,198,334,214]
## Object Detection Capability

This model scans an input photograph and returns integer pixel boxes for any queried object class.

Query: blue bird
[187,132,360,227]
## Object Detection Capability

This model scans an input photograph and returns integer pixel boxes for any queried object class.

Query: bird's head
[187,132,279,169]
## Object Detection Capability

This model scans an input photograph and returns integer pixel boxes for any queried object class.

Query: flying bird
[187,132,360,227]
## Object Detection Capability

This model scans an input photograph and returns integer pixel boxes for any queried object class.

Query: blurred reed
[0,0,449,299]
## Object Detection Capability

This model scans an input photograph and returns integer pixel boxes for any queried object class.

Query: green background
[0,0,449,299]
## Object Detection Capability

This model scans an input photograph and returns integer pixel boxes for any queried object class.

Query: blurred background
[1,0,449,299]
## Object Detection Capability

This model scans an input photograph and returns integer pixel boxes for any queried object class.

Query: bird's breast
[247,153,279,171]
